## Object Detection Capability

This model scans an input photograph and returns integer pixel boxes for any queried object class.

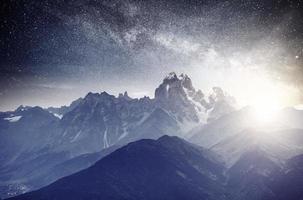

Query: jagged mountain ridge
[1,73,303,199]
[46,72,236,156]
[0,72,235,198]
[46,97,83,118]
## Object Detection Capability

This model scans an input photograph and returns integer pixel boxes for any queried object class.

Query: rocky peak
[154,72,237,123]
[209,87,225,103]
[207,87,237,122]
[179,73,194,91]
[15,105,32,112]
[84,92,114,101]
[161,72,194,91]
[76,92,116,112]
[155,72,192,100]
[155,72,206,105]
[118,91,132,101]
[163,72,178,82]
[154,72,207,123]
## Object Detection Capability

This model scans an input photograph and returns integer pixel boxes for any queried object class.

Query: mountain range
[7,136,303,200]
[1,72,303,199]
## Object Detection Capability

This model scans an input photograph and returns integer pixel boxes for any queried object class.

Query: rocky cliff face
[54,72,236,156]
[155,72,235,124]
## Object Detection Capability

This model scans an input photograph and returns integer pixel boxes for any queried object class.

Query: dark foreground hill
[9,136,226,200]
[8,135,303,200]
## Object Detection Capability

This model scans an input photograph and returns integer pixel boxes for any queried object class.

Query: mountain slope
[57,72,235,155]
[225,150,282,200]
[8,136,303,200]
[267,154,303,200]
[189,107,253,148]
[0,106,60,168]
[47,97,83,118]
[0,72,236,198]
[210,128,303,167]
[9,136,226,200]
[189,106,303,166]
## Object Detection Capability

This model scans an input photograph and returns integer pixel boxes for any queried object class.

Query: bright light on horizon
[208,67,299,124]
[252,99,280,124]
[245,77,290,124]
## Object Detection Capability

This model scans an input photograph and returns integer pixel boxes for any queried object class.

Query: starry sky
[1,0,303,111]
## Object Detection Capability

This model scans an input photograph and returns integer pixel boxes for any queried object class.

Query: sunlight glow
[249,79,288,124]
[247,75,290,124]
[252,98,280,124]
[222,68,297,124]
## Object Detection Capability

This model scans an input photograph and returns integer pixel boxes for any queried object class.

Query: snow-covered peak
[208,87,235,104]
[155,72,208,124]
[209,87,224,102]
[207,87,237,121]
[179,73,188,79]
[156,72,194,98]
[164,72,178,81]
[155,72,236,123]
[162,72,193,89]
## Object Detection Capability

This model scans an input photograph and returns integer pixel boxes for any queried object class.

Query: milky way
[1,0,303,110]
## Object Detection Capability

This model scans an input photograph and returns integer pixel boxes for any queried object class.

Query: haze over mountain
[0,73,303,199]
[8,136,303,200]
[8,136,226,200]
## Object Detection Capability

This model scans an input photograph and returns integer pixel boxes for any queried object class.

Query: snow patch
[103,128,110,148]
[118,129,128,140]
[7,183,29,197]
[137,112,150,125]
[71,131,82,142]
[4,116,22,122]
[165,72,177,80]
[183,87,207,124]
[176,170,187,179]
[53,113,63,119]
[48,111,63,119]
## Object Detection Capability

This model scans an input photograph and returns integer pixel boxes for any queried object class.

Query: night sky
[1,0,303,110]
